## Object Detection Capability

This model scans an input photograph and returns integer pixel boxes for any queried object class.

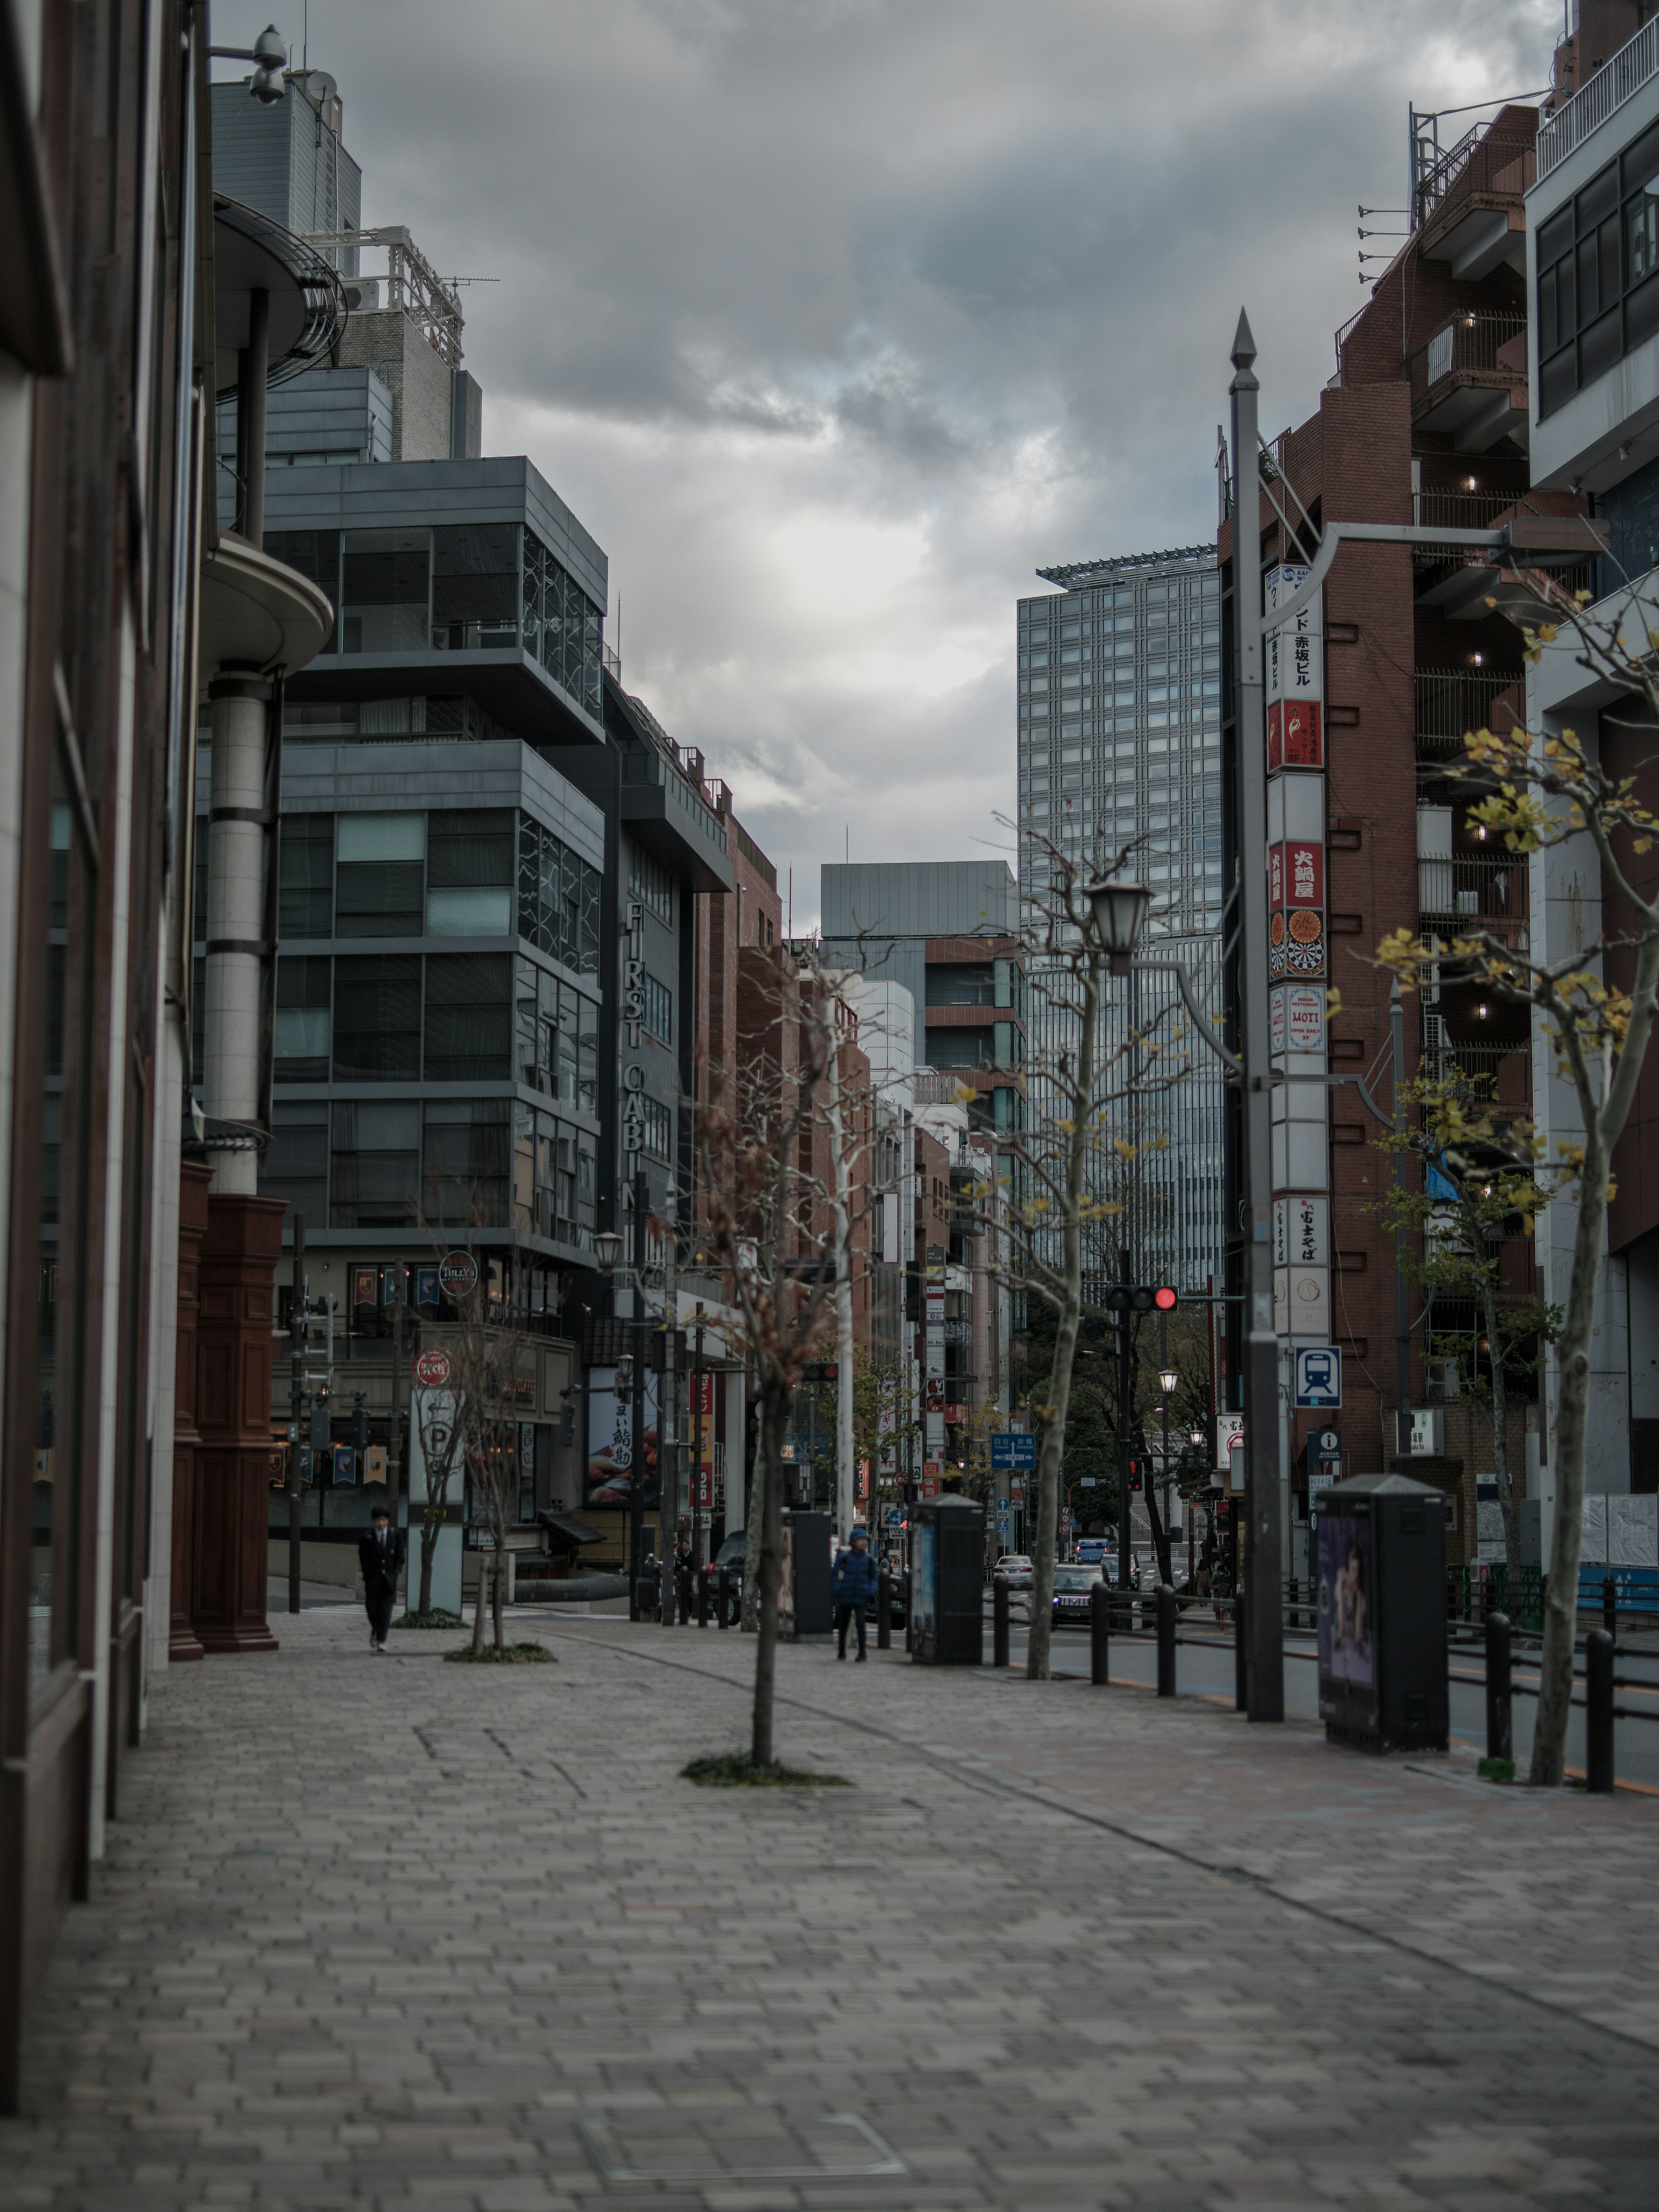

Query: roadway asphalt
[987,1601,1659,1791]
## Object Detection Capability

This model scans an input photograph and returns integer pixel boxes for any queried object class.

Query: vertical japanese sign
[1265,562,1324,770]
[693,1370,715,1510]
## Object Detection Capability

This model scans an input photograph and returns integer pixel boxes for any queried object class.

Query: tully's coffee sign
[438,1251,479,1299]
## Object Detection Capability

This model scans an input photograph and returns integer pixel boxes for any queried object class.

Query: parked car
[1095,1551,1144,1592]
[994,1553,1034,1590]
[1052,1561,1104,1626]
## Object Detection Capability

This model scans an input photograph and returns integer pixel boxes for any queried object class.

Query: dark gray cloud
[216,0,1558,922]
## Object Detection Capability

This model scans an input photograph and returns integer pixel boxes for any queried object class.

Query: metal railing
[1418,1021,1532,1106]
[1414,665,1526,753]
[1412,491,1522,530]
[1414,131,1535,232]
[1538,16,1659,178]
[1417,849,1529,929]
[1407,311,1527,408]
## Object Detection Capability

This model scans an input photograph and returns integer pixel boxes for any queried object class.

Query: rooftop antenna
[302,0,307,76]
[788,867,793,940]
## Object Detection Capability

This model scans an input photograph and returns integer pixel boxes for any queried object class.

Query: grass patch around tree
[443,1641,556,1665]
[395,1608,467,1630]
[681,1751,849,1789]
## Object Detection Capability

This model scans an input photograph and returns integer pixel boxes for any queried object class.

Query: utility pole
[388,1264,406,1545]
[692,1306,706,1566]
[629,1168,648,1598]
[1230,310,1285,1723]
[288,1215,305,1615]
[824,995,857,1538]
[1391,978,1411,1458]
[661,1198,678,1627]
[1117,1243,1134,1589]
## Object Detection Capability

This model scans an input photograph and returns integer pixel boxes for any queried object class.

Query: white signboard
[1265,563,1324,702]
[1273,1193,1329,1268]
[1215,1411,1244,1472]
[1271,983,1325,1055]
[1274,1265,1331,1338]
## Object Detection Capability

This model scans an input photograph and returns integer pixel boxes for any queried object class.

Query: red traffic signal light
[1152,1286,1178,1312]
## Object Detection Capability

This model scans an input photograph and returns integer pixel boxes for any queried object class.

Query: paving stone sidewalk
[5,1610,1658,2212]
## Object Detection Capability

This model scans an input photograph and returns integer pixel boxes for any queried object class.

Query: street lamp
[593,1228,623,1275]
[1084,877,1153,977]
[1159,1366,1179,1398]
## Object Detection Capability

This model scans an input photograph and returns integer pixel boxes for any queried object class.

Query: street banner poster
[1271,983,1325,1056]
[352,1265,378,1310]
[585,1364,661,1508]
[693,1371,715,1510]
[1274,1192,1329,1267]
[1267,839,1326,981]
[1317,1510,1373,1684]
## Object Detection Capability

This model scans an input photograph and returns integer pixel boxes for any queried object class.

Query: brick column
[168,1162,213,1661]
[191,1192,285,1654]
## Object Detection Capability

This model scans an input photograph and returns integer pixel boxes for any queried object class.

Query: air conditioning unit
[1425,1357,1460,1405]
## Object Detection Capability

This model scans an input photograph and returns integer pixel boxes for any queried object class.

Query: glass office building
[1017,546,1225,1292]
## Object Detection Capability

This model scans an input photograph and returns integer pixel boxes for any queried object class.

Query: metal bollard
[1586,1627,1615,1795]
[1090,1581,1110,1686]
[659,1560,673,1625]
[992,1573,1010,1669]
[904,1577,913,1653]
[877,1567,892,1650]
[717,1567,731,1629]
[1603,1573,1617,1638]
[1483,1610,1513,1771]
[1287,1574,1299,1632]
[1234,1587,1249,1712]
[697,1565,710,1627]
[1157,1583,1176,1697]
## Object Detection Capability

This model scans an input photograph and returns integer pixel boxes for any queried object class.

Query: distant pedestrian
[358,1506,406,1653]
[831,1526,878,1662]
[674,1535,695,1624]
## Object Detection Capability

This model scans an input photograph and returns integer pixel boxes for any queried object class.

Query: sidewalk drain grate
[575,2112,907,2183]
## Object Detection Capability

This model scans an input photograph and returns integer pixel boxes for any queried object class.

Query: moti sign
[413,1347,453,1389]
[438,1250,479,1299]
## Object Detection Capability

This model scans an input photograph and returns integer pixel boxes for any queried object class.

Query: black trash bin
[784,1509,834,1640]
[1316,1471,1448,1751]
[910,1494,985,1665]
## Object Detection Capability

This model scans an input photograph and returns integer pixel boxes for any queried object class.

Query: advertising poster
[586,1366,661,1508]
[1317,1511,1373,1685]
[912,1521,937,1635]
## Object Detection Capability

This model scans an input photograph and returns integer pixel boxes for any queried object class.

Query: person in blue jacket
[831,1525,878,1661]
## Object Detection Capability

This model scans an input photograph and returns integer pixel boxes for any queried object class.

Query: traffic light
[1104,1285,1179,1316]
[803,1360,839,1382]
[350,1397,369,1452]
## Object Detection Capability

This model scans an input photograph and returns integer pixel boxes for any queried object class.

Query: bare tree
[696,947,871,1767]
[980,827,1196,1679]
[1377,580,1659,1783]
[431,1238,538,1653]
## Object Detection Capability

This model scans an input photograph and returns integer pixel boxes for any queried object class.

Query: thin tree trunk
[470,1542,488,1653]
[1531,1141,1608,1785]
[1144,1473,1174,1591]
[751,1394,785,1766]
[741,1399,765,1633]
[1476,1269,1521,1605]
[1027,961,1099,1680]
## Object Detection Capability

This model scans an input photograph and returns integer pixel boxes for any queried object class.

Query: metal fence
[1414,131,1535,231]
[1414,665,1526,755]
[1407,312,1527,409]
[1538,16,1659,178]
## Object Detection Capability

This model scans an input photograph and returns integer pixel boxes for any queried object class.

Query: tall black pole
[629,1168,648,1583]
[1230,309,1284,1722]
[1117,1243,1133,1589]
[288,1214,305,1615]
[1391,978,1411,1456]
[693,1307,706,1565]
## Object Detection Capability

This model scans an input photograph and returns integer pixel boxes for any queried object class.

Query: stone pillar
[168,1162,213,1661]
[191,1192,286,1653]
[202,676,270,1198]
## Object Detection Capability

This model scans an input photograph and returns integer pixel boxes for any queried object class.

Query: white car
[995,1553,1034,1590]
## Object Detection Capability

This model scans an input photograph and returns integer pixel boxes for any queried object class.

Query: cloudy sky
[215,0,1557,928]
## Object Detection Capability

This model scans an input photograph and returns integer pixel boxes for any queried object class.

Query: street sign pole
[1232,311,1285,1723]
[289,1212,305,1617]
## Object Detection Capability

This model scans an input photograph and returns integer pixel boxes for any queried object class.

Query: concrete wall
[337,309,453,464]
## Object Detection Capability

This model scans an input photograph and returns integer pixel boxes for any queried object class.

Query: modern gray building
[211,66,361,260]
[1017,547,1226,1292]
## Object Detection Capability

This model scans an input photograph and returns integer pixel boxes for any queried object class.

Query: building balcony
[1408,312,1529,452]
[1413,666,1527,759]
[1421,1014,1531,1112]
[1417,849,1529,941]
[1414,131,1535,280]
[1537,14,1659,181]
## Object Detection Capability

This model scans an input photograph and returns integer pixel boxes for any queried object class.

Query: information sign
[1293,1345,1342,1410]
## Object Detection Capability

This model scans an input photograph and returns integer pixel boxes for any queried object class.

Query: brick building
[1222,97,1595,1558]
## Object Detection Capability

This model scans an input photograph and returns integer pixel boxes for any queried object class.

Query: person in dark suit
[359,1505,406,1652]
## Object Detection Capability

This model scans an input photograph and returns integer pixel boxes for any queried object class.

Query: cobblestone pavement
[6,1611,1659,2211]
